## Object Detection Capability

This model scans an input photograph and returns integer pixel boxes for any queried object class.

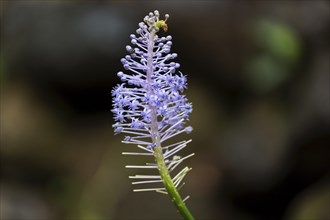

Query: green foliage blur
[246,19,301,93]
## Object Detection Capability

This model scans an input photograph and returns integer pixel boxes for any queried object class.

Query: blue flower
[112,10,194,196]
[112,11,193,148]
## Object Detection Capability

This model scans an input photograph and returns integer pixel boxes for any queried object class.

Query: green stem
[154,146,195,220]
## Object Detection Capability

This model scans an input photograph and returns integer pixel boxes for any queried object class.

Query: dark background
[1,1,329,220]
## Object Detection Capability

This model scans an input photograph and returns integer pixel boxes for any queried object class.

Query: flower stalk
[112,10,194,220]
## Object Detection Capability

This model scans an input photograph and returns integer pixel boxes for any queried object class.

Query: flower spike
[112,10,194,220]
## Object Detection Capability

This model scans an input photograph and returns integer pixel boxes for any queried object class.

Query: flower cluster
[112,11,192,147]
[112,10,193,194]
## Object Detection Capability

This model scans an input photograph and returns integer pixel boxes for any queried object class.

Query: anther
[164,14,169,21]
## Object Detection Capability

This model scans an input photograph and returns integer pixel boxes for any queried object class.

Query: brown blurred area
[1,1,329,220]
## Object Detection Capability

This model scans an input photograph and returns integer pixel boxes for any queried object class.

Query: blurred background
[1,1,329,220]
